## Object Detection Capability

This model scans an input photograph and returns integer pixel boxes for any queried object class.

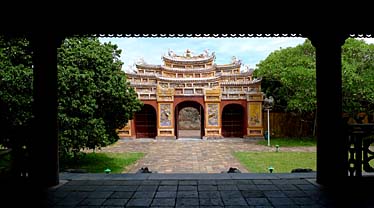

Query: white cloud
[360,38,374,44]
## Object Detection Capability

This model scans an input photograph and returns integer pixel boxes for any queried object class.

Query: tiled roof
[135,64,161,69]
[157,75,220,83]
[162,55,215,64]
[215,63,241,69]
[220,72,253,77]
[161,65,215,72]
[130,83,157,87]
[221,78,262,85]
[126,73,157,78]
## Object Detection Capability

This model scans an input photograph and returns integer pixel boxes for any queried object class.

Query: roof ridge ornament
[185,49,192,57]
[231,56,242,65]
[136,57,146,64]
[242,65,250,72]
[168,48,176,57]
[204,49,210,57]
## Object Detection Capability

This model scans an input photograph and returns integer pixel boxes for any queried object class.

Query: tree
[254,39,316,136]
[0,36,142,162]
[254,39,316,114]
[254,38,374,135]
[0,35,33,176]
[341,38,374,118]
[57,37,142,159]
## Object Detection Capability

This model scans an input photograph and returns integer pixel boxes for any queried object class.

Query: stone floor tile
[158,185,178,191]
[132,191,155,198]
[198,191,221,198]
[78,198,106,206]
[125,198,152,207]
[110,191,134,199]
[177,191,198,198]
[199,198,224,206]
[176,198,199,207]
[245,197,271,206]
[178,185,197,191]
[151,198,176,207]
[155,191,177,198]
[103,198,129,206]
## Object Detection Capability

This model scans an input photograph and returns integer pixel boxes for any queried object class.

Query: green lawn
[60,152,144,173]
[257,137,316,147]
[234,152,316,173]
[0,153,11,175]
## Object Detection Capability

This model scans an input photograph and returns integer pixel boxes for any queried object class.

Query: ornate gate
[222,104,244,137]
[135,105,157,138]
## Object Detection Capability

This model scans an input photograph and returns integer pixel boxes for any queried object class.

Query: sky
[99,37,374,72]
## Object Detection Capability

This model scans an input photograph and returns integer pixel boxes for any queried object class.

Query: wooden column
[310,33,348,185]
[29,33,63,187]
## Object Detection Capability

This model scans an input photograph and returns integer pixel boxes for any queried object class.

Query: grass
[60,152,144,173]
[233,152,316,173]
[0,154,11,175]
[257,137,316,147]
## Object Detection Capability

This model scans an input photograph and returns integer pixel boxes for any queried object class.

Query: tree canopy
[254,38,374,117]
[341,38,374,115]
[57,37,142,158]
[0,36,33,148]
[0,36,142,160]
[254,39,316,114]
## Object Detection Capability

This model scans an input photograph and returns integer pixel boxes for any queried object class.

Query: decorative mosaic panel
[207,103,219,127]
[248,102,262,127]
[159,103,172,127]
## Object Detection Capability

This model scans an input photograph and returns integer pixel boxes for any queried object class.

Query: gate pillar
[156,87,176,139]
[246,93,264,138]
[204,88,222,139]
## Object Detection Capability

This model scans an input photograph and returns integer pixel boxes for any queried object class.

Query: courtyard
[94,138,316,174]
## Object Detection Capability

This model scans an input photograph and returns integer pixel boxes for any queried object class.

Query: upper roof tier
[131,49,255,73]
[162,49,215,64]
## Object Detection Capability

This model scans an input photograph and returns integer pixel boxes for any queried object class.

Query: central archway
[222,104,244,138]
[175,101,204,139]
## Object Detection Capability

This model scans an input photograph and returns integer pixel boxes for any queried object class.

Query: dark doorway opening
[135,104,157,138]
[222,104,244,137]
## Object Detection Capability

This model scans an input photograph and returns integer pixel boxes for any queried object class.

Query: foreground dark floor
[3,172,374,208]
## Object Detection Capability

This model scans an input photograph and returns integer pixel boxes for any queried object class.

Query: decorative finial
[185,49,191,57]
[168,49,175,57]
[203,49,210,57]
[231,56,237,63]
[136,57,145,64]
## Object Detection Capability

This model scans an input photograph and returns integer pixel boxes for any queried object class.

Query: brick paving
[95,138,315,174]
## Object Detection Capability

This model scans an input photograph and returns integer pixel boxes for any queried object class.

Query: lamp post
[263,96,274,147]
[267,108,270,146]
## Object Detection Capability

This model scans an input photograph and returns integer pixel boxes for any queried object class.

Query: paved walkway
[39,173,372,207]
[95,138,315,174]
[6,140,373,207]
